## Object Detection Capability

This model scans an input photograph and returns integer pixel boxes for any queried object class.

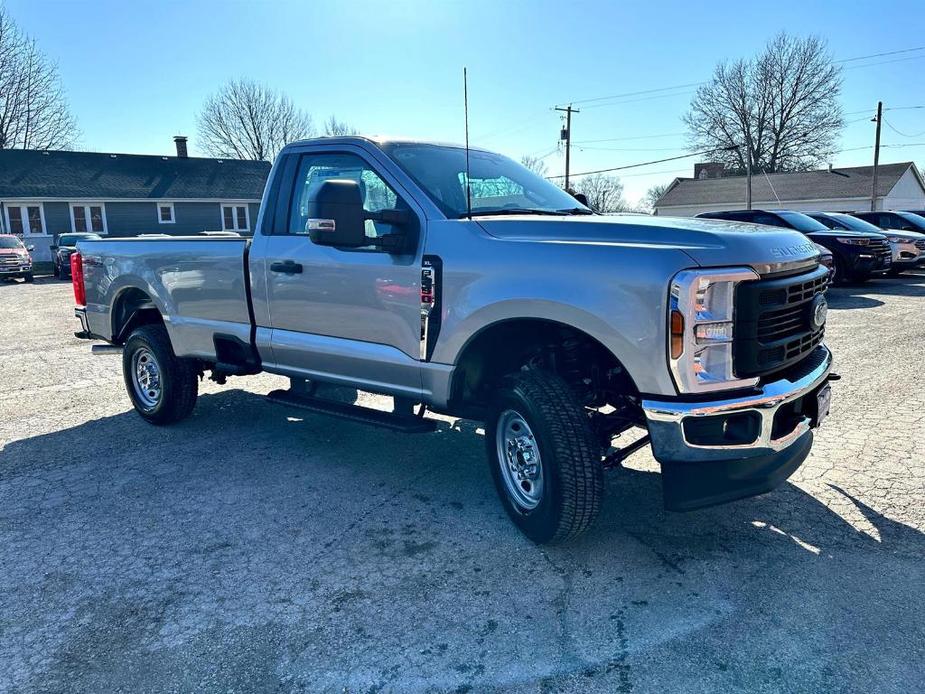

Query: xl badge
[811,294,828,328]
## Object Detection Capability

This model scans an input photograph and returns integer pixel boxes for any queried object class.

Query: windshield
[825,214,883,234]
[776,211,830,233]
[382,143,589,218]
[896,211,925,231]
[58,233,100,246]
[0,237,24,249]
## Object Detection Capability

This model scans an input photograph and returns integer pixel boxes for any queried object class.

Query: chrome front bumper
[643,345,833,511]
[643,345,833,463]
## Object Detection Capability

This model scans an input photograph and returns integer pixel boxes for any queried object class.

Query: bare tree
[642,182,671,212]
[571,174,628,213]
[684,32,843,174]
[0,7,79,149]
[520,154,549,177]
[197,79,315,161]
[323,115,358,136]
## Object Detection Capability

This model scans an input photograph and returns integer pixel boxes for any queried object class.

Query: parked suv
[851,211,925,275]
[0,235,34,282]
[696,209,891,284]
[51,233,102,278]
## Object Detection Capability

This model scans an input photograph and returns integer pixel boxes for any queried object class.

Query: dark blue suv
[696,209,891,284]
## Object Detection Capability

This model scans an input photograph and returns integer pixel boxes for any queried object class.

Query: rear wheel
[122,323,198,425]
[486,370,604,544]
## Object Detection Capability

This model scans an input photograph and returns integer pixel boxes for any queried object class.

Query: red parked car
[0,235,34,282]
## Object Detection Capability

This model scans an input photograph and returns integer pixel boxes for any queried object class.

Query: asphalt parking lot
[1,274,923,693]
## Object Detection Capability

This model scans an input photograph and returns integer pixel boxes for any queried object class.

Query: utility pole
[746,148,753,210]
[555,105,579,190]
[870,101,883,212]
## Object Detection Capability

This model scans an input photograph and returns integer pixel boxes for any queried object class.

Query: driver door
[255,147,426,397]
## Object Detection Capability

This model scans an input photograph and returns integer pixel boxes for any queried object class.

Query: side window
[751,213,784,227]
[888,214,914,231]
[288,153,406,243]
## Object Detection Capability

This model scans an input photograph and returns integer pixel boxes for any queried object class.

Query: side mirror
[26,245,35,252]
[306,179,367,248]
[571,192,590,207]
[50,245,58,251]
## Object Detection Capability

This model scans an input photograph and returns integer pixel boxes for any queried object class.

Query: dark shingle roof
[656,162,921,208]
[0,149,271,200]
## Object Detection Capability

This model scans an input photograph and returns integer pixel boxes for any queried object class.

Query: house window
[70,203,107,234]
[221,204,249,232]
[3,202,46,236]
[158,203,175,224]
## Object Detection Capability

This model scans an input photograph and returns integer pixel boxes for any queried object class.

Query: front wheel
[23,273,34,283]
[486,370,604,544]
[122,323,198,425]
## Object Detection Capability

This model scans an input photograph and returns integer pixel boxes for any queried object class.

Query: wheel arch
[111,286,163,344]
[448,317,640,410]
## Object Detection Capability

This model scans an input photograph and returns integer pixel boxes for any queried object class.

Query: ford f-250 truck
[71,136,835,543]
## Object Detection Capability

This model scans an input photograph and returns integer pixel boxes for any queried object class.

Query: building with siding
[0,137,271,261]
[653,162,925,218]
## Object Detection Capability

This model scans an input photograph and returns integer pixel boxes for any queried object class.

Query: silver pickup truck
[72,136,835,543]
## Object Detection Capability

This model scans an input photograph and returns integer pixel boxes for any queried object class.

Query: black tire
[486,369,604,544]
[23,273,34,283]
[122,323,198,425]
[53,263,60,278]
[830,256,848,285]
[888,267,904,277]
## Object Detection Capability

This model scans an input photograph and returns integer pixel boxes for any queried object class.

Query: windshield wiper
[557,207,595,215]
[464,208,571,218]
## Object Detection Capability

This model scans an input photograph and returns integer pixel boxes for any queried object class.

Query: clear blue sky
[8,0,925,205]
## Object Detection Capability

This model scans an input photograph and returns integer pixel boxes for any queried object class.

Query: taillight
[71,252,86,306]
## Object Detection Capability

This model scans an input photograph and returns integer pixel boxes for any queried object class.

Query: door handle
[270,260,303,274]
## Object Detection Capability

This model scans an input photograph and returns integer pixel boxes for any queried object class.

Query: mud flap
[660,430,814,512]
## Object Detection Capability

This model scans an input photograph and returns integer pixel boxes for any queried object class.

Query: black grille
[734,265,829,379]
[867,238,893,265]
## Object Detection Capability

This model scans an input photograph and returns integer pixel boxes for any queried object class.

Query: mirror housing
[306,179,367,248]
[49,245,58,251]
[571,191,590,207]
[26,245,35,252]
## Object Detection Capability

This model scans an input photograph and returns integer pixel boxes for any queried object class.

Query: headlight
[886,236,906,244]
[668,267,760,394]
[835,237,869,246]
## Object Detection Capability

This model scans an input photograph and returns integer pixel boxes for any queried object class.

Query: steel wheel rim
[496,409,544,510]
[131,347,162,409]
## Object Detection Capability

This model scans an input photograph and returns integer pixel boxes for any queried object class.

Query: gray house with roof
[654,161,925,218]
[0,137,271,261]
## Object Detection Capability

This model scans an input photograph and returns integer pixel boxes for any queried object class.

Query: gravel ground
[1,274,923,693]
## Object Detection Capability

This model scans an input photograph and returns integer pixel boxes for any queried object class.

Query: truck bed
[79,236,253,361]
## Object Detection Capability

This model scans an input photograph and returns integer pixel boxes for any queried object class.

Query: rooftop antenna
[463,67,472,220]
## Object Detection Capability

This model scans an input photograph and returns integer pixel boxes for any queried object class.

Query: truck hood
[475,214,820,270]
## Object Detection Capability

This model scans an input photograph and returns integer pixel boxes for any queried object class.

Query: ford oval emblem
[811,294,828,328]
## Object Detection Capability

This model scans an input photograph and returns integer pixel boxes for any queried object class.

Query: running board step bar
[266,389,437,434]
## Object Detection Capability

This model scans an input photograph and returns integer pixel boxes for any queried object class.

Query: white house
[653,162,925,217]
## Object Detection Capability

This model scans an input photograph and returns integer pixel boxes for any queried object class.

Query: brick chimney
[173,135,188,158]
[694,162,725,180]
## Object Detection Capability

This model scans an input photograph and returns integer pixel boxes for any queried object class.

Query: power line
[559,82,704,108]
[573,132,686,145]
[548,142,925,182]
[547,147,735,180]
[883,117,925,138]
[835,45,925,63]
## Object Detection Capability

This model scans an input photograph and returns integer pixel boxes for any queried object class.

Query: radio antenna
[463,67,472,220]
